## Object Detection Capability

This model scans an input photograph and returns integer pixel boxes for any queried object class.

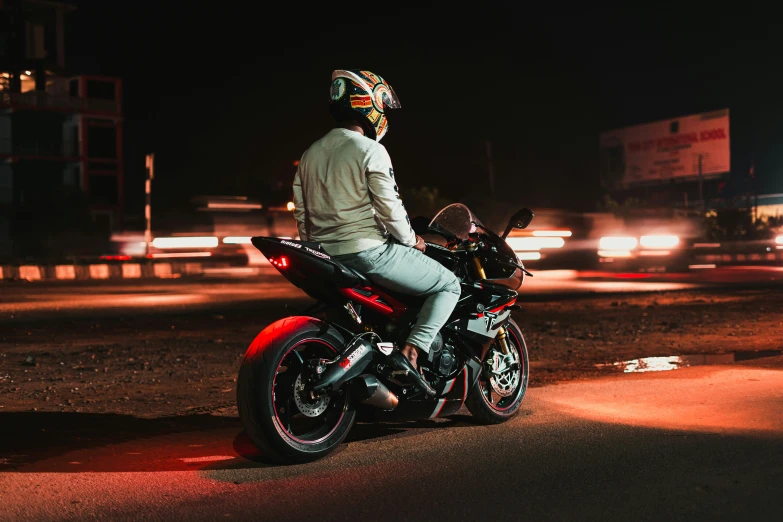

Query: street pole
[145,153,155,256]
[485,140,496,200]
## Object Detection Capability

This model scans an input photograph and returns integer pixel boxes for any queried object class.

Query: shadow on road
[0,411,480,473]
[0,411,241,472]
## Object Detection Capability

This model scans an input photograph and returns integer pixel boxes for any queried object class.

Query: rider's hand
[414,235,426,253]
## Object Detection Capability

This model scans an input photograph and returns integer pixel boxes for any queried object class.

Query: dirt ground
[1,287,782,417]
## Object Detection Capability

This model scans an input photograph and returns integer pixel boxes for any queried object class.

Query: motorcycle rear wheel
[237,316,355,464]
[465,318,529,424]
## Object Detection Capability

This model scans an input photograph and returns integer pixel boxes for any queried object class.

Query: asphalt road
[3,267,783,521]
[2,358,782,521]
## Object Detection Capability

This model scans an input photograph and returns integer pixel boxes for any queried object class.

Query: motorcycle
[237,203,535,463]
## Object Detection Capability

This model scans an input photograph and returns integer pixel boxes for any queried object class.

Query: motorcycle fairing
[465,308,511,337]
[367,365,470,422]
[252,237,373,303]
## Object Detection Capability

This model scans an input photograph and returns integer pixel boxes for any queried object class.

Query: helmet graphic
[329,70,401,142]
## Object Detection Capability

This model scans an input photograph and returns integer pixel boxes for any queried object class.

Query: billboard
[600,109,730,189]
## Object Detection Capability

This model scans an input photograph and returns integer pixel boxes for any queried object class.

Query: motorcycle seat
[331,261,372,288]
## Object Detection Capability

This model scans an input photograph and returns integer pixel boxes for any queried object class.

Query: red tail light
[269,256,289,269]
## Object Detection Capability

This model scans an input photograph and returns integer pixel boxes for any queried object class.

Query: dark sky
[65,2,783,218]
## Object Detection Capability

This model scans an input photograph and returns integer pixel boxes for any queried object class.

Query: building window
[86,126,117,159]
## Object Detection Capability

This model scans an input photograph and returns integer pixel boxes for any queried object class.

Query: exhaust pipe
[355,374,398,410]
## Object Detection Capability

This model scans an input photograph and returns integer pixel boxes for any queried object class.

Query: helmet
[329,69,401,142]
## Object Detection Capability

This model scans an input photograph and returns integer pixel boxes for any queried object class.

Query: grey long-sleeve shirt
[292,128,416,256]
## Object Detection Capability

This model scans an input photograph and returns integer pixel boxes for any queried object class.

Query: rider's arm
[292,166,308,241]
[365,144,417,247]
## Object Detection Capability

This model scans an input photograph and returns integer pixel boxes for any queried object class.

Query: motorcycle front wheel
[465,318,529,424]
[237,316,355,464]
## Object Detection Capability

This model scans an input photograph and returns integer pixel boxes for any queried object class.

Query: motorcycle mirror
[502,208,535,240]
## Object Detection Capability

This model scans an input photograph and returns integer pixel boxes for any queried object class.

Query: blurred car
[588,210,701,272]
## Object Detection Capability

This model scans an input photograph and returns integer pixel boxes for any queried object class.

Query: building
[0,0,122,258]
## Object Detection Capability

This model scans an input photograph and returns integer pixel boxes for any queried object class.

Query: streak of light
[207,202,263,210]
[599,237,637,250]
[640,235,679,249]
[597,249,632,258]
[152,237,218,249]
[506,237,565,251]
[516,252,541,260]
[532,230,572,237]
[148,252,212,258]
[223,236,252,244]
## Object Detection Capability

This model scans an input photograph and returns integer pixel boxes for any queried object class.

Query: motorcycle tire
[465,318,529,424]
[237,316,355,464]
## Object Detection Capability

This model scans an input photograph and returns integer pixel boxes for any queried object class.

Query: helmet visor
[383,83,402,110]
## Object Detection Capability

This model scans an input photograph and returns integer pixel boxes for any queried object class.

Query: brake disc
[488,350,520,397]
[292,374,330,417]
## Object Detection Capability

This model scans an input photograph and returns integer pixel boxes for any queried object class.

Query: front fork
[468,243,510,356]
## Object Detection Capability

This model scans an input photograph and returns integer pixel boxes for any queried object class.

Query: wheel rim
[478,327,527,412]
[271,338,349,445]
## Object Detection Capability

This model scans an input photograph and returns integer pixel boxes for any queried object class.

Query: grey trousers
[334,242,461,352]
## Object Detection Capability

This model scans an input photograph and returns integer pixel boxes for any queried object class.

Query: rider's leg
[400,344,420,366]
[344,242,461,358]
[400,270,460,362]
[333,242,460,393]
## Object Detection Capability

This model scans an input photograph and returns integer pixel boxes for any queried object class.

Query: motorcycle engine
[437,344,457,376]
[427,333,457,377]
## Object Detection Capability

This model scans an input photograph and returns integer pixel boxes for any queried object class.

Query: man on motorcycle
[292,70,461,395]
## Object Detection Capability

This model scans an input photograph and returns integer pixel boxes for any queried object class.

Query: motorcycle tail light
[269,256,289,269]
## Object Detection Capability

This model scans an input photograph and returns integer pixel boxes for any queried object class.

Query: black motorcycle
[237,203,534,463]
